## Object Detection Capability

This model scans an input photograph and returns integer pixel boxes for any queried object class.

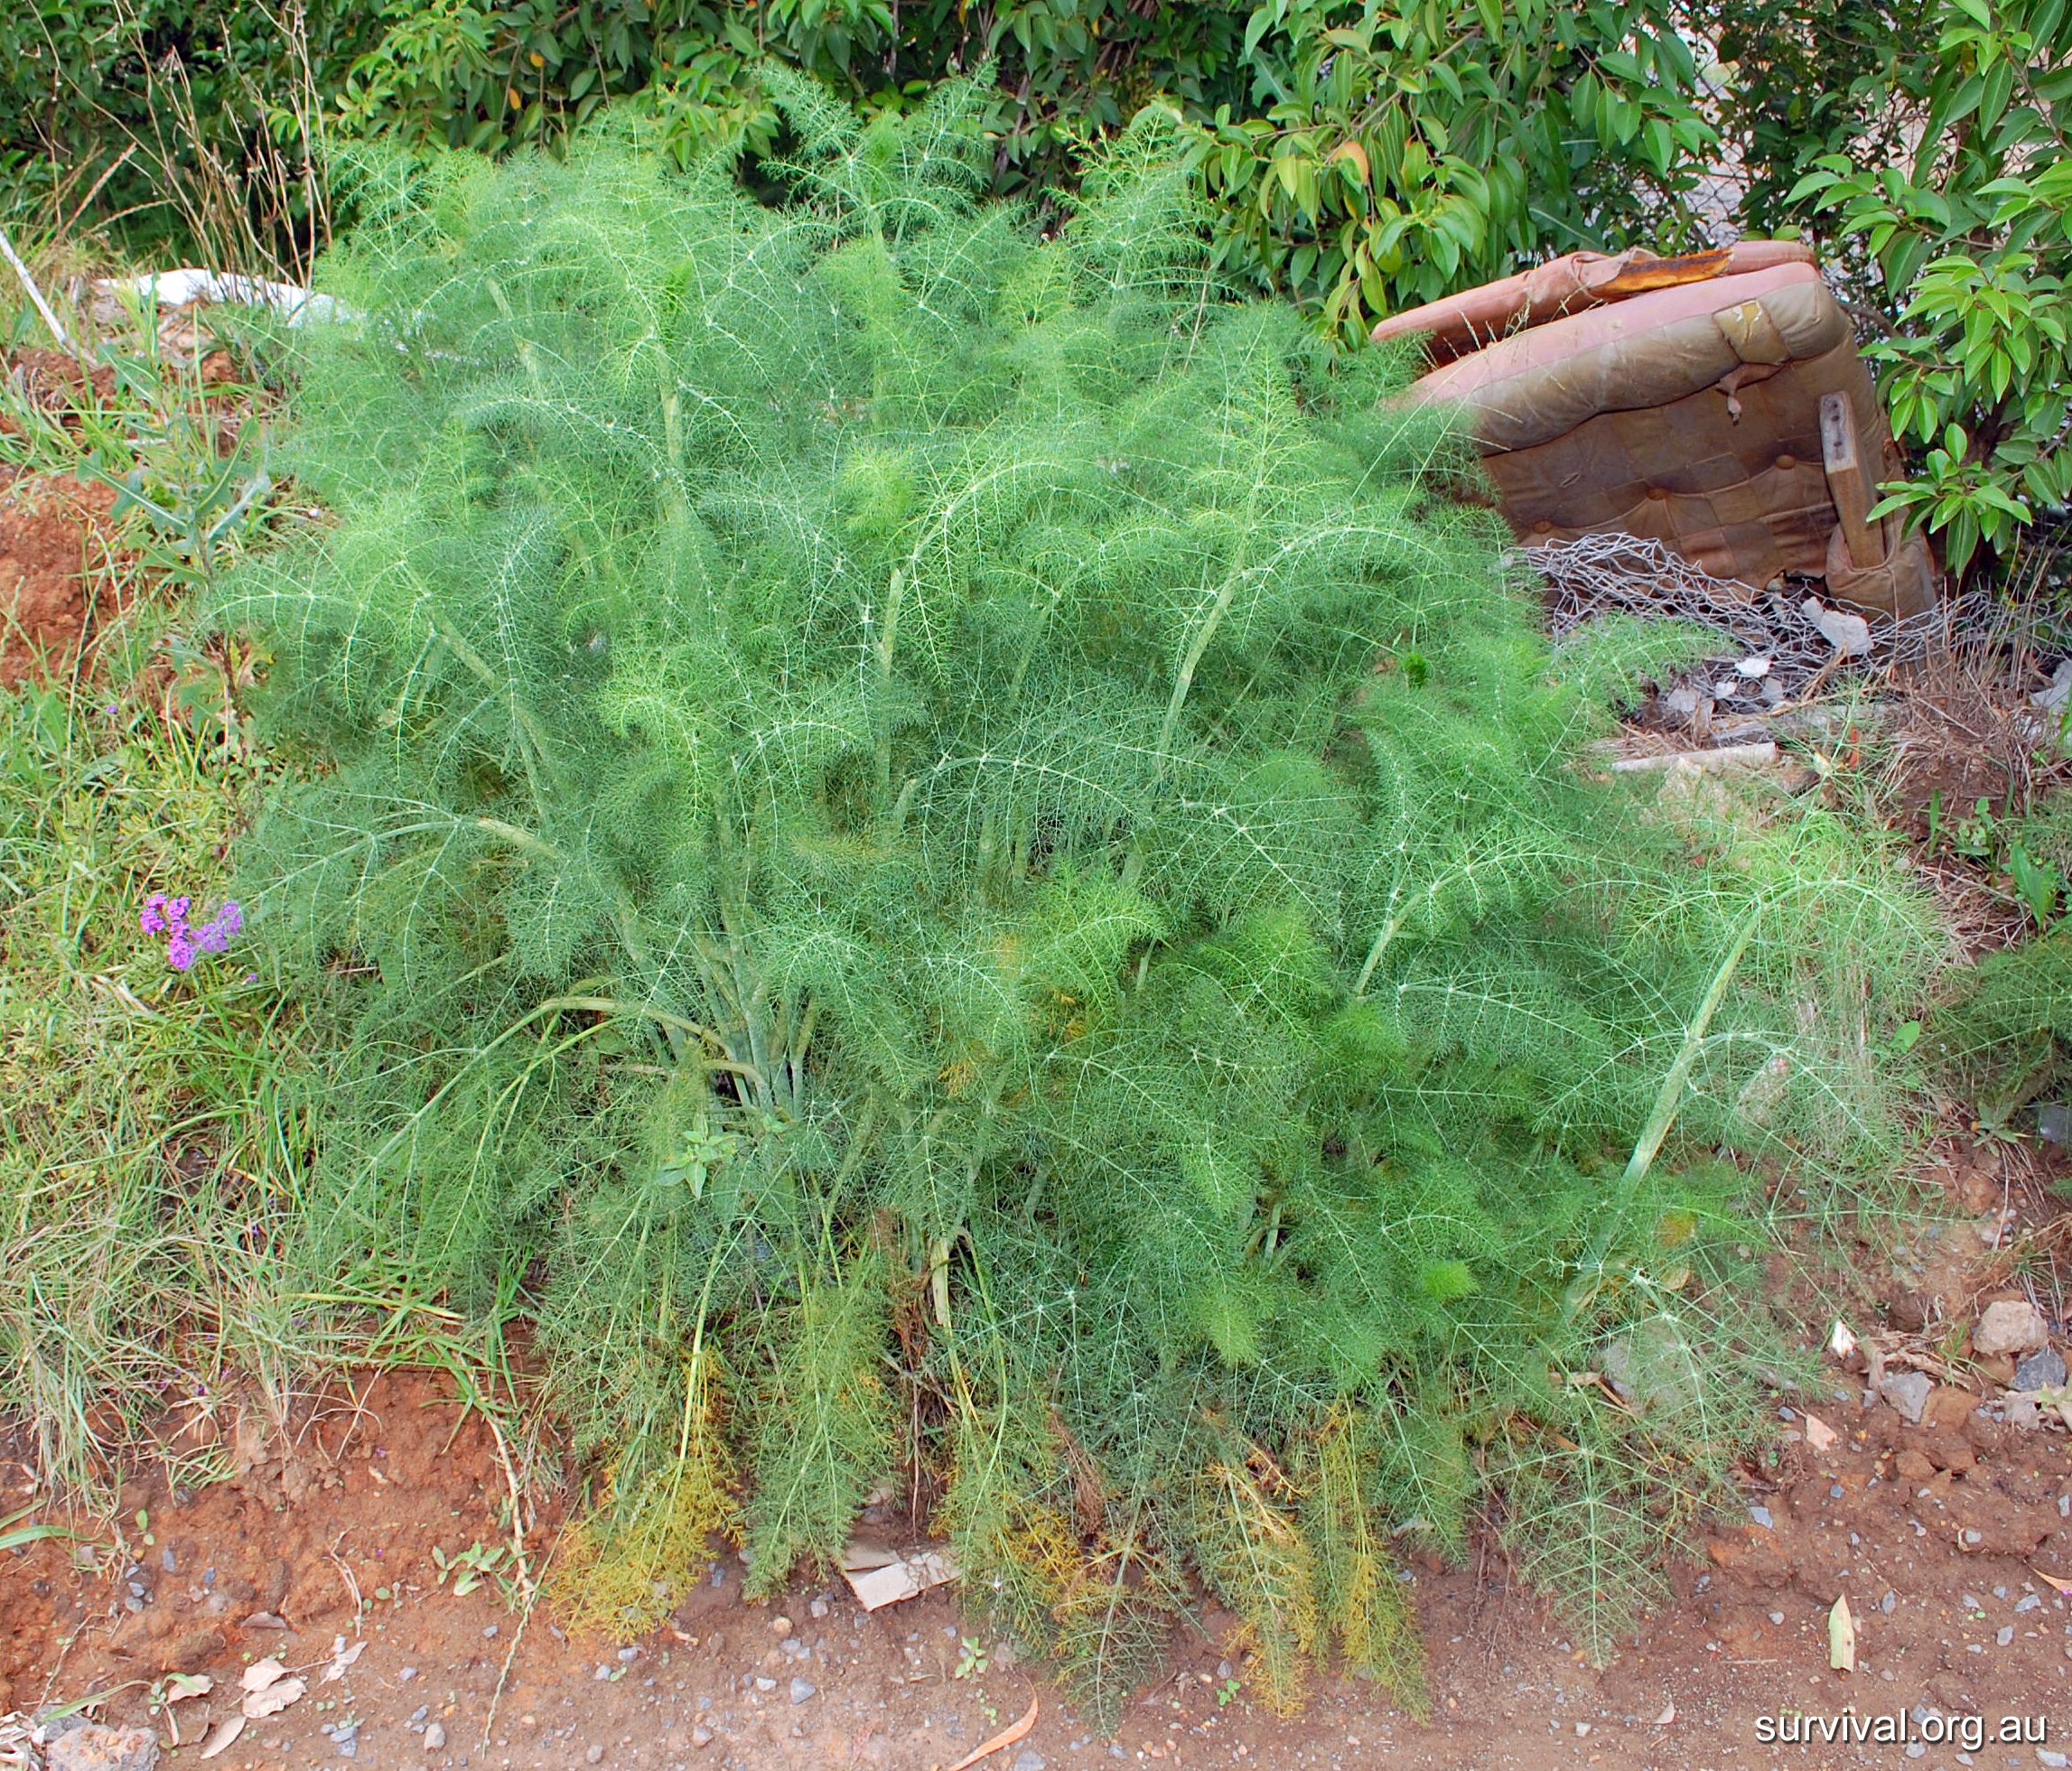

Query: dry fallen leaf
[1828,1594,1855,1673]
[1802,1412,1838,1453]
[239,1657,288,1694]
[197,1717,246,1761]
[323,1639,367,1682]
[940,1696,1039,1771]
[162,1673,213,1702]
[2034,1570,2072,1596]
[242,1675,306,1720]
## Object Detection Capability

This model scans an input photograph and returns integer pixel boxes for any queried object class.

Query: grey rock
[1013,1754,1047,1771]
[2015,1346,2067,1391]
[2039,1102,2070,1145]
[1748,1505,1774,1529]
[1881,1591,1897,1615]
[586,1746,606,1765]
[807,1598,829,1620]
[423,1722,446,1751]
[481,1624,498,1638]
[2017,1592,2042,1612]
[1997,1625,2015,1645]
[45,1725,160,1771]
[780,1638,806,1658]
[690,1727,714,1749]
[789,1679,817,1705]
[1877,1369,1932,1424]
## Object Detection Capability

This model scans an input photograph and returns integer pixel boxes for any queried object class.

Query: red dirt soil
[3,1357,2069,1768]
[0,471,123,685]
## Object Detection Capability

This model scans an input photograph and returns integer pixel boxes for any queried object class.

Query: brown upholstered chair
[1373,246,1937,619]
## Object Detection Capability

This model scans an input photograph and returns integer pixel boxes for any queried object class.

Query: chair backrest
[1375,251,1937,617]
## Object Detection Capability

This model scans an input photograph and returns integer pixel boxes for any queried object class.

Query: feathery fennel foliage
[212,82,1941,1709]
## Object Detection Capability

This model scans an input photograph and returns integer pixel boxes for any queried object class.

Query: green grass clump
[208,82,1942,1705]
[0,676,309,1497]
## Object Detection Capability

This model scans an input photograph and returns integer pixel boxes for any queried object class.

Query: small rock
[1877,1370,1932,1424]
[586,1746,605,1765]
[1013,1753,1047,1771]
[423,1722,446,1751]
[1574,1722,1591,1738]
[1998,1625,2015,1645]
[240,1611,289,1630]
[45,1725,159,1771]
[1975,1300,2049,1357]
[691,1726,714,1748]
[1217,1661,1233,1681]
[1769,1611,1785,1626]
[1803,598,1871,657]
[1748,1505,1773,1529]
[481,1625,498,1639]
[2017,1592,2042,1612]
[780,1637,806,1659]
[1736,656,1771,678]
[2015,1346,2067,1391]
[1881,1591,1897,1615]
[789,1678,816,1705]
[753,1677,776,1692]
[2040,1102,2070,1144]
[768,1615,792,1635]
[2038,1749,2068,1768]
[808,1597,829,1620]
[399,1667,417,1682]
[593,1665,612,1682]
[617,1645,639,1662]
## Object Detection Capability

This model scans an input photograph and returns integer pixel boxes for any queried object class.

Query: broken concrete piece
[839,1543,959,1610]
[1974,1300,2049,1358]
[1803,598,1872,657]
[1610,741,1778,774]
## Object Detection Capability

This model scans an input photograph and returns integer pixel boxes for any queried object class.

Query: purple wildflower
[139,891,243,972]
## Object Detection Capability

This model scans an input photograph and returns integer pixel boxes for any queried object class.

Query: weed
[200,84,1947,1715]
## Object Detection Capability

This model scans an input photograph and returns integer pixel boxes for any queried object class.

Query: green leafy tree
[1178,0,1722,340]
[1721,0,2072,578]
[214,87,1937,1704]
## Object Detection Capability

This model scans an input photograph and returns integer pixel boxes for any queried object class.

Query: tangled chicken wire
[1519,532,1996,715]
